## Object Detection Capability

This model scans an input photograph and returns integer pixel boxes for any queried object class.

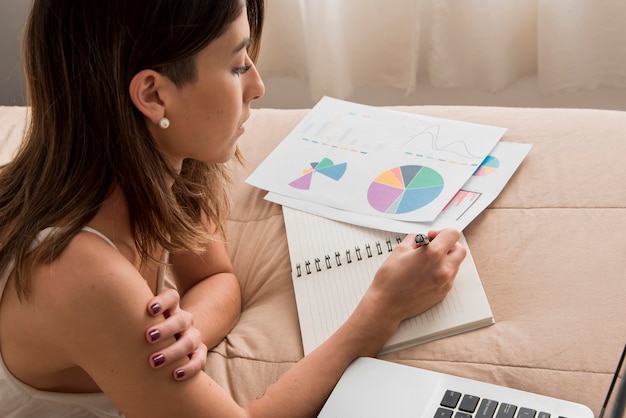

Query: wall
[1,1,624,111]
[255,75,626,111]
[0,0,30,106]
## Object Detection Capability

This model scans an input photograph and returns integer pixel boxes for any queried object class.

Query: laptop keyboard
[434,390,559,418]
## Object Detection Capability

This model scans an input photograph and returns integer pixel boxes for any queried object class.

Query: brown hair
[0,0,264,298]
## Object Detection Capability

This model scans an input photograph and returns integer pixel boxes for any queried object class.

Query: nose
[246,62,265,102]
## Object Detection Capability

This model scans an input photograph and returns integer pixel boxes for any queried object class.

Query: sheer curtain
[256,0,626,101]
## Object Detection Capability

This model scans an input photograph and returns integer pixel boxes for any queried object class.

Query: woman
[0,1,466,417]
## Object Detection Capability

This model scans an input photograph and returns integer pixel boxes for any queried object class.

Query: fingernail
[148,329,161,342]
[150,303,161,315]
[175,369,185,380]
[152,353,165,367]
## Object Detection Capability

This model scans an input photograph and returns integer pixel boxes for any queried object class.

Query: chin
[215,146,238,164]
[225,149,238,162]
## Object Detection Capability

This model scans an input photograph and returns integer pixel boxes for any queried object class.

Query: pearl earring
[159,117,170,129]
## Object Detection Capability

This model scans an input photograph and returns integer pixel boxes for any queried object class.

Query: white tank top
[0,226,166,417]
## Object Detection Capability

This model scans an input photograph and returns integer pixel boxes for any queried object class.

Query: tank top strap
[80,226,168,295]
[81,226,119,251]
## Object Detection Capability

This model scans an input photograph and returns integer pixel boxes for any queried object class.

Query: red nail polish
[175,369,185,379]
[150,303,161,315]
[148,329,160,342]
[152,353,165,367]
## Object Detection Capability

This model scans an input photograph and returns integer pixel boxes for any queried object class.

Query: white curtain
[256,0,626,101]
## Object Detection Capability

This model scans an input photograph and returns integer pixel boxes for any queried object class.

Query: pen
[414,233,431,246]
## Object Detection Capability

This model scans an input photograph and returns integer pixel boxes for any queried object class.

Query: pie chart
[367,165,444,214]
[473,155,499,176]
[289,157,347,190]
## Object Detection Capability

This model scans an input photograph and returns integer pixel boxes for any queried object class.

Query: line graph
[402,124,483,159]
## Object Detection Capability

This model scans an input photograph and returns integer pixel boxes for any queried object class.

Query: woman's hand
[368,228,466,324]
[145,288,207,381]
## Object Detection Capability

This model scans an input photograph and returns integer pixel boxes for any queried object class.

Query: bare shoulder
[13,231,151,363]
[0,230,152,390]
[34,230,142,314]
[1,231,244,416]
[32,232,243,417]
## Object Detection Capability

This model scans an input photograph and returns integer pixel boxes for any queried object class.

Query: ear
[129,70,170,125]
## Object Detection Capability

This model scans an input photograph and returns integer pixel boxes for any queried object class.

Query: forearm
[179,272,241,349]
[247,231,465,416]
[245,293,400,417]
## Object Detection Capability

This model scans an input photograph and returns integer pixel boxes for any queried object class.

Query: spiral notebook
[282,206,494,355]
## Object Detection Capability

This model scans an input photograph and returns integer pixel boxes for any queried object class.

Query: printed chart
[247,97,508,223]
[403,124,484,160]
[442,190,482,220]
[367,165,444,214]
[289,157,347,190]
[265,141,533,234]
[473,155,499,176]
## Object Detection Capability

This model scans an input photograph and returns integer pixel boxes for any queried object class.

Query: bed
[1,104,625,416]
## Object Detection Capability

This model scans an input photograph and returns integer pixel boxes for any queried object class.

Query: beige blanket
[1,105,625,416]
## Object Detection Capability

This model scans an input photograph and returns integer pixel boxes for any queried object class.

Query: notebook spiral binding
[294,235,405,277]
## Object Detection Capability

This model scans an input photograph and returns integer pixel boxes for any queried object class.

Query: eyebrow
[234,38,252,53]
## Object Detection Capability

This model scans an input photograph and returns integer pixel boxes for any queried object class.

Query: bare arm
[145,289,208,380]
[49,228,463,418]
[141,222,240,380]
[245,229,467,416]
[167,234,242,349]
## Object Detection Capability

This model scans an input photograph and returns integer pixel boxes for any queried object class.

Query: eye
[233,64,252,76]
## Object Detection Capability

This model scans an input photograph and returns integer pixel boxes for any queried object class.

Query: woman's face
[155,8,265,168]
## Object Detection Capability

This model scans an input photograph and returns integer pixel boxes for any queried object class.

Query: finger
[447,241,467,262]
[427,228,461,249]
[147,288,181,317]
[405,230,448,249]
[146,309,193,343]
[172,343,208,381]
[403,233,428,250]
[149,326,202,369]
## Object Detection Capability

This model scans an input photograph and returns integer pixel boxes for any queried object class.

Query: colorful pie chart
[473,155,499,176]
[367,165,444,214]
[289,157,347,190]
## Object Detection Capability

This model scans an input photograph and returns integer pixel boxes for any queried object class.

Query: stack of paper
[246,97,531,234]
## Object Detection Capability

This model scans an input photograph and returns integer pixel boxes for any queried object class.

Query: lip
[238,116,249,135]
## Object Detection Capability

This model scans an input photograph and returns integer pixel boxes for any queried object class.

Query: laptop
[319,344,625,418]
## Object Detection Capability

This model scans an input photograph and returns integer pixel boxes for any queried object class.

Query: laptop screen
[600,344,626,418]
